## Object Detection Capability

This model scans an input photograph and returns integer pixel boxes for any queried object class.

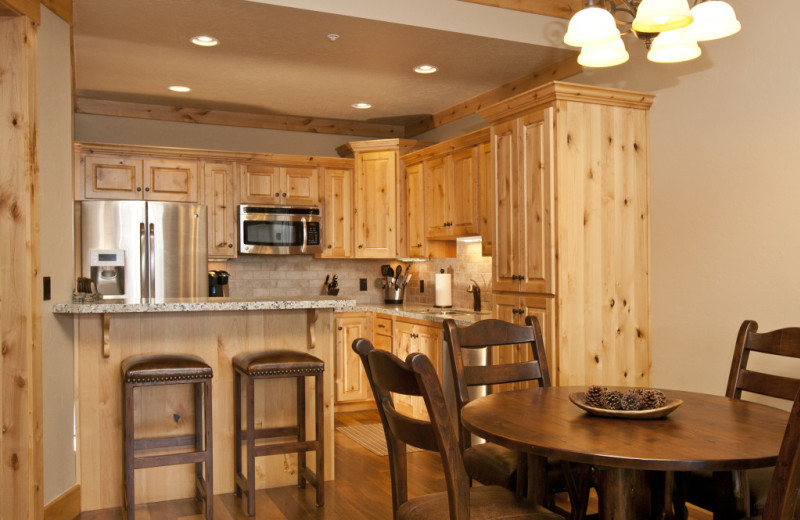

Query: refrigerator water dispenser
[89,249,125,299]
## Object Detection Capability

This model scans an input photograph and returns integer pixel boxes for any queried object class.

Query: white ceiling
[72,0,576,127]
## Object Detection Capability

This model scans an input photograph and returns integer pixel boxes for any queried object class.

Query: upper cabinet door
[142,158,199,202]
[354,150,397,258]
[492,119,521,293]
[449,146,479,235]
[320,167,353,258]
[203,162,237,259]
[478,142,493,256]
[518,109,554,295]
[240,163,282,204]
[283,166,319,206]
[423,156,449,238]
[405,162,426,258]
[83,156,143,200]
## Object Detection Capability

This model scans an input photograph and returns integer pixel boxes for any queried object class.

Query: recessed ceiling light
[352,103,372,109]
[414,64,438,74]
[169,85,192,93]
[191,35,219,47]
[327,33,340,42]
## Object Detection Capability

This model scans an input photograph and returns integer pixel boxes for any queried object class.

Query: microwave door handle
[302,218,307,253]
[140,223,147,301]
[149,223,156,301]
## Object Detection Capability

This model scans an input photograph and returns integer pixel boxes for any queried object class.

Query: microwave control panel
[307,222,321,245]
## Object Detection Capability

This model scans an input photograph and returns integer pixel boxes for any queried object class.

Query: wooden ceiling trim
[0,0,40,22]
[404,56,582,137]
[457,0,584,19]
[75,97,406,138]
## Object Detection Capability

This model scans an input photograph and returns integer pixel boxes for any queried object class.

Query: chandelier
[563,0,741,67]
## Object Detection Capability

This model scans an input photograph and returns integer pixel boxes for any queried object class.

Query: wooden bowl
[569,392,683,420]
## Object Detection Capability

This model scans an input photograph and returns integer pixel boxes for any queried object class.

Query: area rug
[336,423,423,457]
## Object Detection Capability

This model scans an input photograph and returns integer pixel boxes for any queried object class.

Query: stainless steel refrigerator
[80,201,207,303]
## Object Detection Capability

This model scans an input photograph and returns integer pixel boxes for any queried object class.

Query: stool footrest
[134,450,209,470]
[134,434,197,451]
[238,426,299,441]
[299,465,318,487]
[255,440,319,457]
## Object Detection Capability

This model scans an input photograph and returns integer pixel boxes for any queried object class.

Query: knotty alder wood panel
[554,100,651,387]
[0,15,43,520]
[75,309,335,512]
[457,0,583,18]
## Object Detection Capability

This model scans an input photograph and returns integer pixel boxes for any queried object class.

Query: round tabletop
[460,386,789,472]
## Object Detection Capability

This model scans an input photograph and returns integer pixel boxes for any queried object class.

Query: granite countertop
[52,296,357,314]
[348,303,491,325]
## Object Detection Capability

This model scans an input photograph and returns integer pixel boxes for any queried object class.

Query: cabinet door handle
[228,243,233,248]
[327,244,332,249]
[282,192,287,197]
[416,243,422,248]
[144,187,150,192]
[275,192,280,197]
[378,324,385,329]
[358,244,363,249]
[338,326,343,331]
[136,187,142,192]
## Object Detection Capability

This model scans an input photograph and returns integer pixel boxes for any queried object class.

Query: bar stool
[233,350,324,516]
[121,353,213,520]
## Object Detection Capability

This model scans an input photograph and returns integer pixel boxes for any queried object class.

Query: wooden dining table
[460,386,790,520]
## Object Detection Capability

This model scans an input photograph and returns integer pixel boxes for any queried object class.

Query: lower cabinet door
[335,315,372,403]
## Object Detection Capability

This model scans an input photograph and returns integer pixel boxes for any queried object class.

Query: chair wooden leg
[204,379,214,520]
[123,382,135,520]
[563,461,592,520]
[233,370,242,498]
[297,376,307,489]
[315,372,325,507]
[246,375,256,517]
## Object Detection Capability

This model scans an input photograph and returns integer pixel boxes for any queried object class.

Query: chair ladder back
[762,390,800,520]
[727,321,800,401]
[464,361,544,388]
[382,399,439,452]
[352,338,408,518]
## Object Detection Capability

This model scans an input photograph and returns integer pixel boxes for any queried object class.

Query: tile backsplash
[210,239,493,308]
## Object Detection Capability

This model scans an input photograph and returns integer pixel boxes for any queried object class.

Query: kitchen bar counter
[53,295,356,313]
[349,303,489,325]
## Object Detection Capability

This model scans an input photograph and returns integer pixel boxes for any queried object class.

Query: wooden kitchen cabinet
[424,146,479,239]
[203,162,237,258]
[335,313,373,404]
[353,149,398,258]
[240,163,319,206]
[482,81,654,387]
[373,314,393,351]
[83,155,199,202]
[319,167,353,258]
[393,318,442,419]
[492,111,554,295]
[478,141,492,256]
[405,162,457,259]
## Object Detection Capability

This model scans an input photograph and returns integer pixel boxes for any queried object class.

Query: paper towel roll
[435,272,452,308]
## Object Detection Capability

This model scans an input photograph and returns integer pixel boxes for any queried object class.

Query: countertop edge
[53,297,357,314]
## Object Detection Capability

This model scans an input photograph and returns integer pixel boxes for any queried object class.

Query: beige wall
[38,7,76,503]
[569,0,800,396]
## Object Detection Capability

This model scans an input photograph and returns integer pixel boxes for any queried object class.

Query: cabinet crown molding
[479,81,655,124]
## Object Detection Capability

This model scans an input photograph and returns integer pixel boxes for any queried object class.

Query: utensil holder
[384,284,405,304]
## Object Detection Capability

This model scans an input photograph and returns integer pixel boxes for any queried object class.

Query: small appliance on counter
[208,270,230,297]
[435,269,452,308]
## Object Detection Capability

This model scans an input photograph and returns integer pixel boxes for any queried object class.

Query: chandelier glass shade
[563,0,740,67]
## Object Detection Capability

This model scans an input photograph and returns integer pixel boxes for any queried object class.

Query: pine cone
[620,390,643,411]
[601,390,624,410]
[584,385,606,408]
[641,389,667,409]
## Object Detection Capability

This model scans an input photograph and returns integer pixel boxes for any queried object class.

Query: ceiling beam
[457,0,584,19]
[0,0,40,22]
[404,56,582,137]
[75,98,406,139]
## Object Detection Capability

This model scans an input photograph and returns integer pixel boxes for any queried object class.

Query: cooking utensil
[380,265,392,277]
[395,265,402,279]
[400,273,412,289]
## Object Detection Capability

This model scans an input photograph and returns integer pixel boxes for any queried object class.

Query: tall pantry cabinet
[480,82,655,387]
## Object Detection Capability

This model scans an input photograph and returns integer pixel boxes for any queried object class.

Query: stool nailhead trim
[125,374,213,384]
[244,367,324,376]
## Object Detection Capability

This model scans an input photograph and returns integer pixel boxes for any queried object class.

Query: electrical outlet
[359,278,368,291]
[420,280,424,293]
[43,276,51,301]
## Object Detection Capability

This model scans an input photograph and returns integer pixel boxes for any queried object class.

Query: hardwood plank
[75,97,405,139]
[457,0,583,19]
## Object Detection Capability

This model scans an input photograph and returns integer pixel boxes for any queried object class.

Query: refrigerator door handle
[149,223,156,300]
[140,222,147,300]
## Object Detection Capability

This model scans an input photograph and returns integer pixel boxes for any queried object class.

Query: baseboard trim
[44,484,81,520]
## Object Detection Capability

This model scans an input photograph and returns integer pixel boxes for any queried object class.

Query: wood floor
[77,411,713,520]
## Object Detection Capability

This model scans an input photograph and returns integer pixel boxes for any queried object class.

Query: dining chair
[675,320,800,519]
[761,387,800,519]
[442,317,591,519]
[351,338,562,520]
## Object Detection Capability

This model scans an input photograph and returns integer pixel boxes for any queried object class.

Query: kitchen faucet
[467,280,481,312]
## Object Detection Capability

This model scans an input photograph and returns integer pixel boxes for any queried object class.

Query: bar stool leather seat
[233,350,324,376]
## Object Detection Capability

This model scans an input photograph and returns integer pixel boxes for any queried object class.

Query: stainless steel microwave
[238,205,322,255]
